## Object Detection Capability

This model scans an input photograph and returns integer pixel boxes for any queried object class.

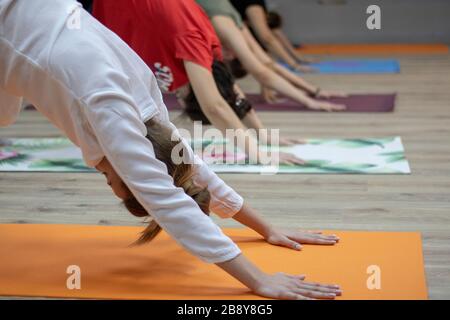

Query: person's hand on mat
[217,254,341,300]
[228,206,341,299]
[265,228,339,250]
[254,273,342,300]
[261,86,280,104]
[306,100,346,112]
[278,152,305,165]
[278,137,307,146]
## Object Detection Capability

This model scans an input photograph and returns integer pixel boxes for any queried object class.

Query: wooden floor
[1,55,449,299]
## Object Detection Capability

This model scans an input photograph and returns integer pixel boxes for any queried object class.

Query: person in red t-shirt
[93,0,305,165]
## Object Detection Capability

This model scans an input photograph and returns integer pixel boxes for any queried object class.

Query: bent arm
[0,87,23,127]
[82,93,295,295]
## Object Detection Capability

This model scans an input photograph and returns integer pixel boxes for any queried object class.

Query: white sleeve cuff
[199,246,242,264]
[210,192,244,219]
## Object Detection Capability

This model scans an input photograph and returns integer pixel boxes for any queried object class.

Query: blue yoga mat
[286,59,400,74]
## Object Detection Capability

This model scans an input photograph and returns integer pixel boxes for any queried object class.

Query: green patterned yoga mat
[0,137,410,174]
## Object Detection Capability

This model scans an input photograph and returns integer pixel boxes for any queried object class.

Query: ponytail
[125,119,210,245]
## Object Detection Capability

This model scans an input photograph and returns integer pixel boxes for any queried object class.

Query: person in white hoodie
[0,0,341,299]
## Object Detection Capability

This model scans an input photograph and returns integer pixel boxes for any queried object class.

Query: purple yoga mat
[163,93,396,113]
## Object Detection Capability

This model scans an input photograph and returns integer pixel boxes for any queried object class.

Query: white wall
[267,0,450,44]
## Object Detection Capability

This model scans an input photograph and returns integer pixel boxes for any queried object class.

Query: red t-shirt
[93,0,223,93]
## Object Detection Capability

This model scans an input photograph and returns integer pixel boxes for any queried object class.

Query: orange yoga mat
[297,44,449,55]
[0,224,427,300]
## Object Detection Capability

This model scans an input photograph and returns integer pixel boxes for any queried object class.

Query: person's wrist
[250,270,269,292]
[218,254,267,291]
[261,224,278,240]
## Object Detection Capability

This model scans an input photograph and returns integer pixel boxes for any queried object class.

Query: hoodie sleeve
[167,123,244,219]
[82,92,241,264]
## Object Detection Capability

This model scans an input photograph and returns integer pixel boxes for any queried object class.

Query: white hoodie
[0,0,243,263]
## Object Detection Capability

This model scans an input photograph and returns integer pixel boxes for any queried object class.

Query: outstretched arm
[272,28,314,64]
[240,26,317,94]
[212,16,311,105]
[185,63,304,163]
[84,93,340,299]
[245,5,300,69]
[83,88,243,263]
[211,16,344,112]
[185,61,263,161]
[273,29,299,59]
[240,27,334,97]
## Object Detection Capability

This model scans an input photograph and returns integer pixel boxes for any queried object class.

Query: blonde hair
[124,119,210,245]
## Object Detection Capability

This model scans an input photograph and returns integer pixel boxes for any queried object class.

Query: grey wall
[266,0,450,44]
